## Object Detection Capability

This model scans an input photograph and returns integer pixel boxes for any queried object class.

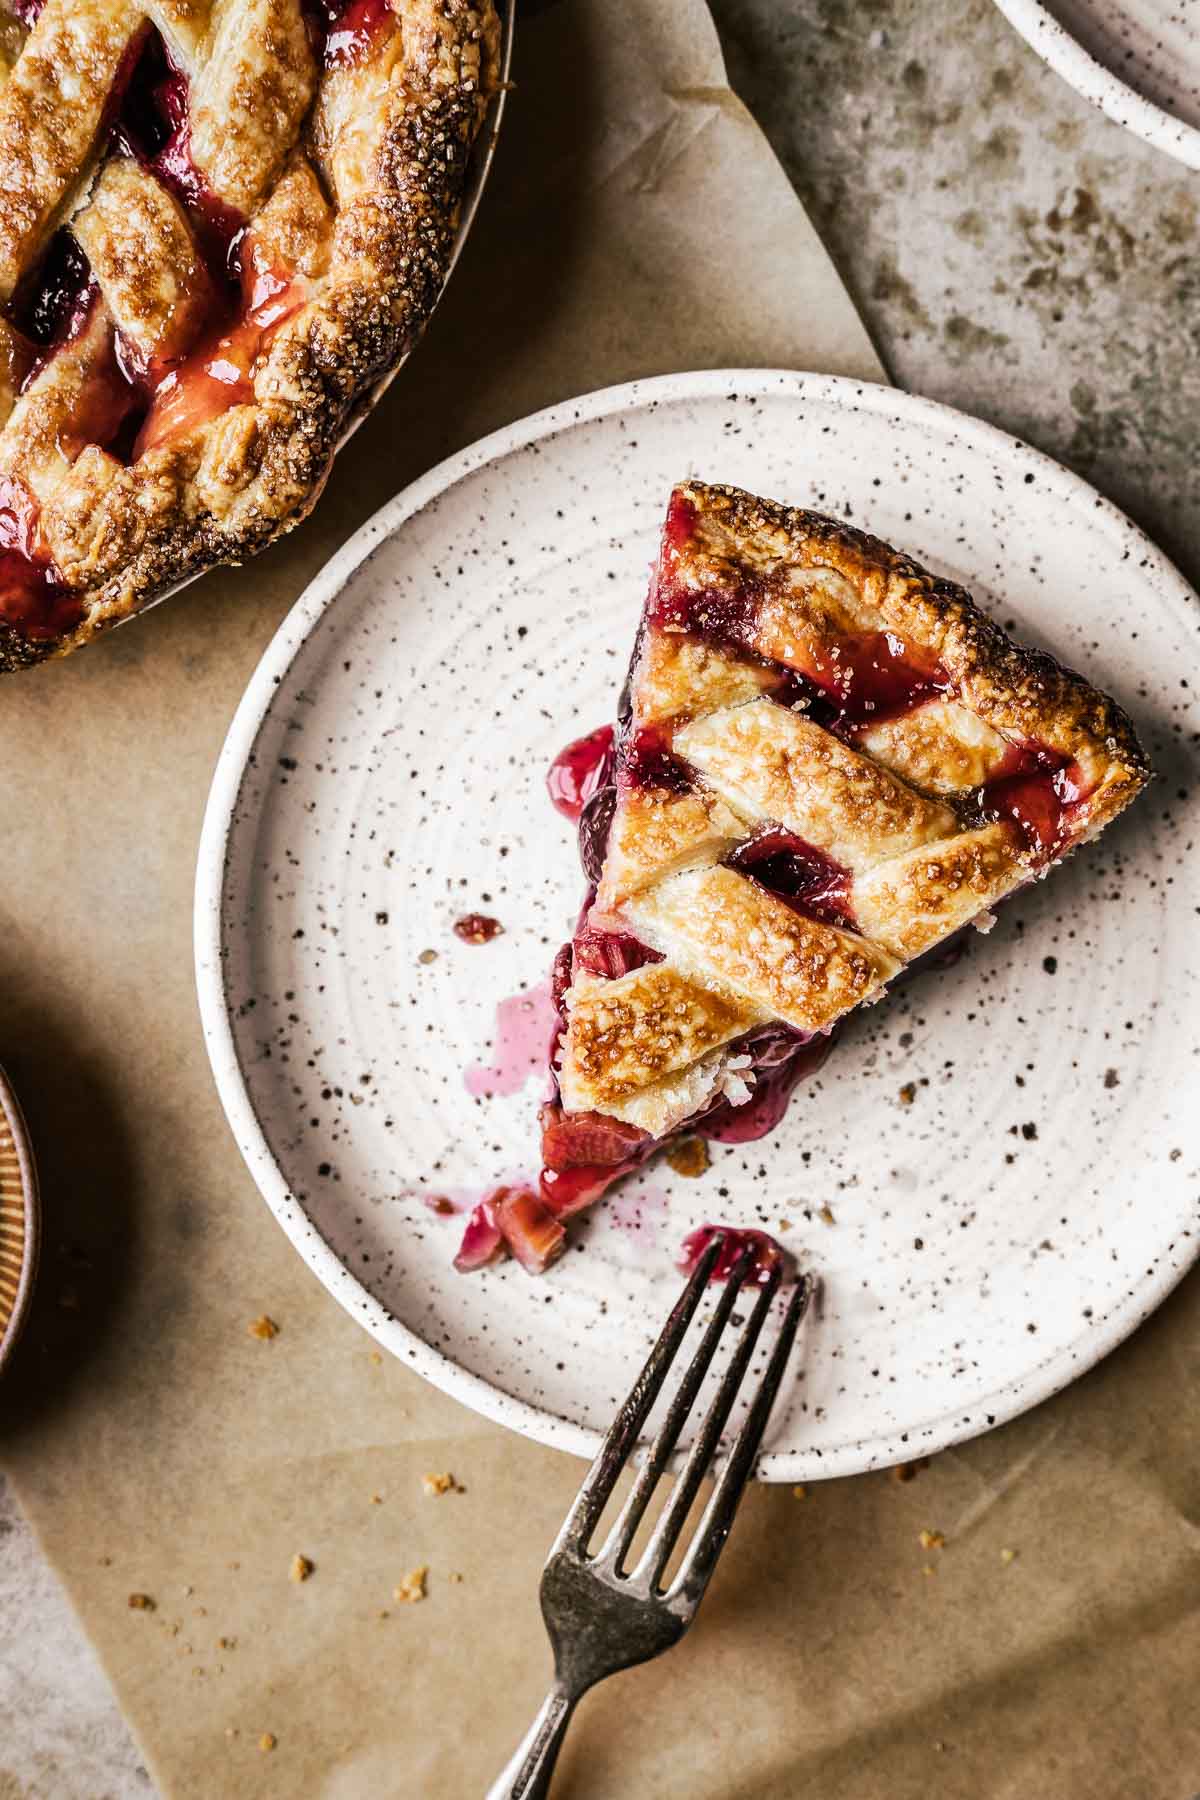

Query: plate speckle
[195,369,1200,1481]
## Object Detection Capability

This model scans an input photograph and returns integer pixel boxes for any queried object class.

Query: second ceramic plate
[994,0,1200,167]
[196,370,1200,1481]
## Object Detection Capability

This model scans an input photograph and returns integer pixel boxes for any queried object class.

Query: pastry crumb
[418,948,438,965]
[918,1529,946,1551]
[922,1564,936,1577]
[1000,1546,1018,1565]
[792,1485,806,1500]
[248,1315,279,1340]
[369,1350,383,1366]
[891,1457,930,1483]
[448,1572,464,1584]
[259,1733,277,1753]
[818,1204,836,1226]
[290,1555,314,1583]
[898,1082,917,1106]
[369,1493,383,1505]
[453,912,503,944]
[422,1472,458,1497]
[128,1593,156,1611]
[664,1136,710,1178]
[393,1566,428,1604]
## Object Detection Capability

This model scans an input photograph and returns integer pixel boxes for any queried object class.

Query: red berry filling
[546,723,615,820]
[304,0,395,68]
[976,742,1091,859]
[453,1184,568,1276]
[725,826,855,931]
[678,1225,793,1287]
[0,476,85,641]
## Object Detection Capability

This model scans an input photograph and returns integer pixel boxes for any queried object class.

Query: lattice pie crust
[0,0,500,668]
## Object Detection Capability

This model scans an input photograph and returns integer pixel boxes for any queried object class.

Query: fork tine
[552,1230,726,1556]
[668,1273,813,1602]
[638,1260,784,1589]
[598,1245,757,1571]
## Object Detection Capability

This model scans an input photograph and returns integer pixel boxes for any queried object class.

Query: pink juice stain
[464,980,558,1099]
[607,1183,669,1248]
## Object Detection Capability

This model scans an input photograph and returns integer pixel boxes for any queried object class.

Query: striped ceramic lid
[0,1066,38,1371]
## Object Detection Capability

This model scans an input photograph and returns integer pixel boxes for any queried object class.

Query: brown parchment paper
[2,1,1198,1796]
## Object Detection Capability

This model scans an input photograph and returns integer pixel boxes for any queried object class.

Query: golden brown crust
[555,478,1151,1142]
[625,864,899,1034]
[676,479,1150,831]
[857,699,1012,793]
[675,699,957,875]
[0,0,503,671]
[852,823,1021,962]
[635,631,777,727]
[597,784,747,911]
[560,965,763,1112]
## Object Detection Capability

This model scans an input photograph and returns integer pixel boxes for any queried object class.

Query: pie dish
[457,477,1150,1273]
[0,1062,39,1375]
[0,0,502,671]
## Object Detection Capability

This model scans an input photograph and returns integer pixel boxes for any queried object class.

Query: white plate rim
[992,0,1200,170]
[194,366,1200,1478]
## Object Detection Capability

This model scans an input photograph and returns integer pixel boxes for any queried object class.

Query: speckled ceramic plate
[994,0,1200,168]
[0,1066,39,1374]
[195,369,1200,1481]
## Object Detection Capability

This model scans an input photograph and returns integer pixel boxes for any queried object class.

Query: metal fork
[486,1234,813,1800]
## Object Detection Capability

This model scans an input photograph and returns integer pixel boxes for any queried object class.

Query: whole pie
[455,478,1150,1274]
[0,0,501,670]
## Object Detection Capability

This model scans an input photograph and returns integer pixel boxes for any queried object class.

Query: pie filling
[678,1225,792,1287]
[0,0,396,641]
[451,482,1147,1278]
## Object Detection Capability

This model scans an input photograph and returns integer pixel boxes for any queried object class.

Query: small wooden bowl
[0,1065,39,1373]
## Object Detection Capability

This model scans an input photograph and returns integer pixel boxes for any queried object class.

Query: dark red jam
[798,631,950,732]
[623,725,694,794]
[678,1225,793,1287]
[453,912,504,944]
[305,0,394,67]
[9,0,45,24]
[578,784,617,885]
[0,477,85,640]
[726,827,855,931]
[12,231,97,365]
[664,489,698,554]
[976,744,1090,859]
[547,724,615,821]
[572,925,663,981]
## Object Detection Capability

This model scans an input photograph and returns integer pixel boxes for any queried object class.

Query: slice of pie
[0,0,501,671]
[463,478,1147,1274]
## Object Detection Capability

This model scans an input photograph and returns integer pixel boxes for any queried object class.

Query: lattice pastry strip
[544,479,1150,1161]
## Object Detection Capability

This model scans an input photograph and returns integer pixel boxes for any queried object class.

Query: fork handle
[485,1681,579,1800]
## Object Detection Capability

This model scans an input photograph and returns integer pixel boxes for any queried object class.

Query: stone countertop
[2,3,1195,1794]
[715,0,1200,585]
